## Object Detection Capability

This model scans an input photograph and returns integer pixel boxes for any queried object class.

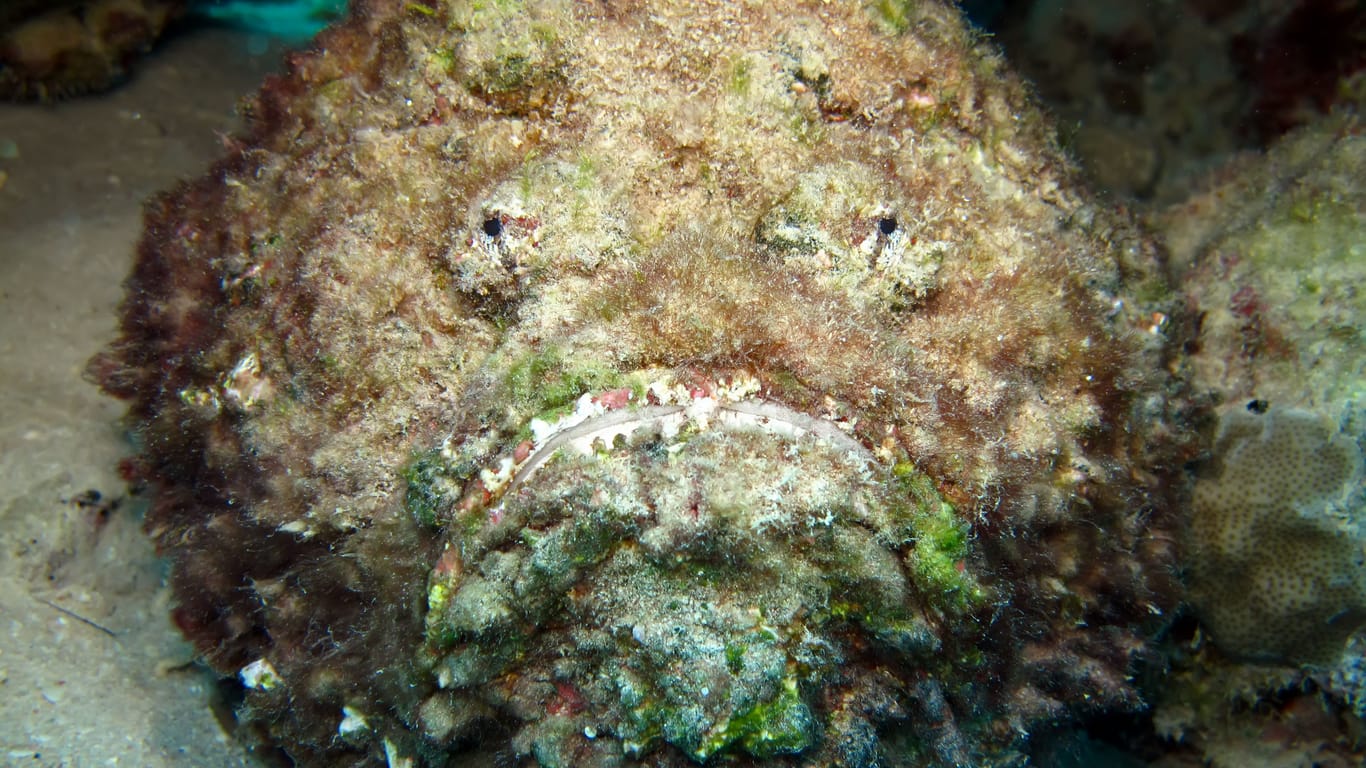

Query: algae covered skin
[93,0,1191,765]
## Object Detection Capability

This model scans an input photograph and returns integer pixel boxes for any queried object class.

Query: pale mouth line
[469,390,879,518]
[512,398,876,491]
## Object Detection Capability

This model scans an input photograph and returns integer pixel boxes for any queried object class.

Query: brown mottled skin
[93,0,1198,764]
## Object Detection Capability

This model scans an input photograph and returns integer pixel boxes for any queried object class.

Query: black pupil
[482,217,503,237]
[878,216,897,235]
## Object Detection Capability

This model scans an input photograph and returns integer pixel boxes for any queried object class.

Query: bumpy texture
[1168,115,1366,433]
[1149,113,1366,768]
[93,0,1193,765]
[1188,406,1365,663]
[1170,114,1366,662]
[988,0,1366,202]
[0,0,184,100]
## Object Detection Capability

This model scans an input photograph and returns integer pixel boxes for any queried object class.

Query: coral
[982,0,1365,201]
[1160,110,1366,765]
[1187,405,1366,663]
[1171,112,1366,666]
[0,0,185,101]
[1167,113,1366,433]
[91,0,1195,765]
[1151,637,1366,768]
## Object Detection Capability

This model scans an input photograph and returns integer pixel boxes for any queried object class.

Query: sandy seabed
[0,25,291,768]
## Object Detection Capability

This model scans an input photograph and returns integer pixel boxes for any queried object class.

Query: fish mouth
[420,381,983,761]
[502,398,878,513]
[452,370,884,523]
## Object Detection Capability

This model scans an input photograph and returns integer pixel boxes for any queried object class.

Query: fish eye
[877,216,897,236]
[482,217,504,238]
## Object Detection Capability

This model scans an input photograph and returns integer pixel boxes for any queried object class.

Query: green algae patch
[907,502,985,611]
[725,642,745,674]
[449,0,570,111]
[503,348,634,416]
[402,448,472,527]
[888,462,987,611]
[625,676,818,763]
[704,677,818,760]
[869,0,916,33]
[727,56,753,96]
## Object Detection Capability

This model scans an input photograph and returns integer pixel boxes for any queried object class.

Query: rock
[0,0,185,101]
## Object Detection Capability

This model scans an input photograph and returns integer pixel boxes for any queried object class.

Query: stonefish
[92,0,1192,765]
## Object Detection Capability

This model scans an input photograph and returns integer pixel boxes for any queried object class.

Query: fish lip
[512,398,876,491]
[460,373,883,518]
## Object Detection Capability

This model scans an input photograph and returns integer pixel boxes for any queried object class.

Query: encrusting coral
[91,0,1200,765]
[0,0,185,100]
[1188,405,1365,664]
[1170,112,1366,665]
[1148,108,1366,767]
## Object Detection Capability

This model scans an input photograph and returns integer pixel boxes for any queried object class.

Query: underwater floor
[0,24,285,767]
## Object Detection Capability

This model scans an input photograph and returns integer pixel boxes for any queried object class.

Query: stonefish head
[93,0,1191,765]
